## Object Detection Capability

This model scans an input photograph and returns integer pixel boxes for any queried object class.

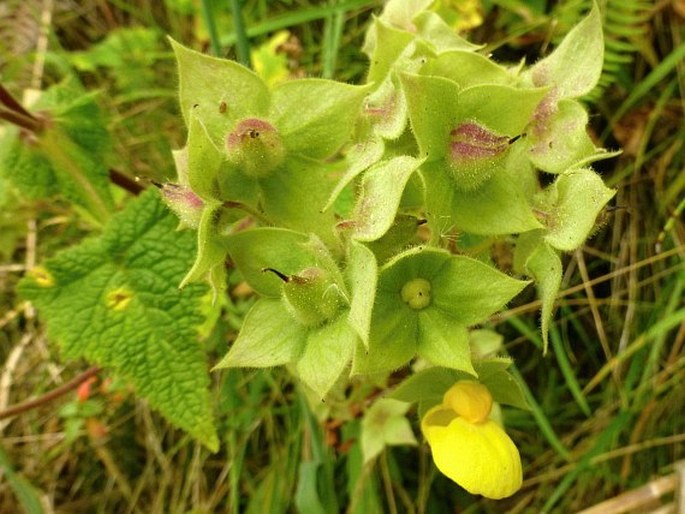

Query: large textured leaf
[19,190,218,451]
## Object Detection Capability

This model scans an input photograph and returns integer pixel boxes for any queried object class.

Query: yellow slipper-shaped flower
[421,380,522,499]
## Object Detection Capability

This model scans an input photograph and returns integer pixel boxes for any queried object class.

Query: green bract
[164,1,614,406]
[352,247,529,375]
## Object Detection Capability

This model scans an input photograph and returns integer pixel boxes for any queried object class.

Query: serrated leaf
[361,398,417,464]
[346,241,378,347]
[542,168,615,251]
[171,38,270,147]
[527,3,604,98]
[19,190,218,451]
[270,79,370,160]
[350,156,424,242]
[215,298,306,368]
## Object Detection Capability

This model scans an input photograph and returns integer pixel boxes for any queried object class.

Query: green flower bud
[401,277,431,310]
[268,267,345,327]
[225,118,285,179]
[160,183,204,228]
[447,121,510,190]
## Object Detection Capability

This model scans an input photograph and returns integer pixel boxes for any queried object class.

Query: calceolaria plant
[13,0,618,503]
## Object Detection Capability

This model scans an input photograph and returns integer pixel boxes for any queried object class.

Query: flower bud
[160,183,204,228]
[447,121,510,190]
[272,267,345,327]
[401,277,432,310]
[225,118,286,179]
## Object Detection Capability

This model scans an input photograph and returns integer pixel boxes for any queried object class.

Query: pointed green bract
[528,99,619,174]
[417,314,474,374]
[361,398,417,464]
[423,50,513,88]
[421,162,543,235]
[270,79,370,160]
[390,362,528,419]
[215,298,306,369]
[350,156,424,241]
[171,38,269,146]
[526,3,604,98]
[365,17,416,84]
[324,136,385,212]
[225,228,315,297]
[355,248,529,374]
[259,157,336,239]
[401,73,460,161]
[186,113,223,200]
[524,240,562,353]
[180,202,227,297]
[296,316,357,398]
[346,241,378,347]
[540,168,615,251]
[19,190,218,451]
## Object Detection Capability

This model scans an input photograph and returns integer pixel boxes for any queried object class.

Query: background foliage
[0,0,683,512]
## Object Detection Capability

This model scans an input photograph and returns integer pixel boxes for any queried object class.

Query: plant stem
[0,84,37,120]
[229,0,251,68]
[109,168,144,196]
[0,107,44,133]
[0,366,101,421]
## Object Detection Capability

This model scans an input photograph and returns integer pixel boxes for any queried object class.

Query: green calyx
[225,118,285,178]
[401,277,432,310]
[271,267,346,327]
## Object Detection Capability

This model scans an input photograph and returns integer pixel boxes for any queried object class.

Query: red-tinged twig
[0,365,102,421]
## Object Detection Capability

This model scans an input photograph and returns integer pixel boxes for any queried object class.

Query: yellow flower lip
[421,380,522,499]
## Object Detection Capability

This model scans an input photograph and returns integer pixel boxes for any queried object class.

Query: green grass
[0,1,683,513]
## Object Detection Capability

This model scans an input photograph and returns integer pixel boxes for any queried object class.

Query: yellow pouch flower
[421,381,522,499]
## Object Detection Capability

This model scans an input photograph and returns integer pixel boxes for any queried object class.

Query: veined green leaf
[19,190,218,451]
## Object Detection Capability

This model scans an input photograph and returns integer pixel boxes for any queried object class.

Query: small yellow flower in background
[421,380,522,499]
